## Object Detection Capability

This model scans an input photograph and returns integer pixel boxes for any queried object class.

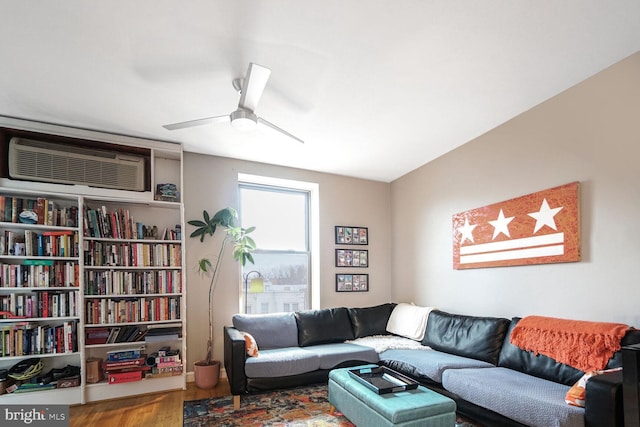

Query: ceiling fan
[163,63,303,143]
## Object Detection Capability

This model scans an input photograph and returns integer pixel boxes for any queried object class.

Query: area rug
[183,383,353,427]
[183,383,479,427]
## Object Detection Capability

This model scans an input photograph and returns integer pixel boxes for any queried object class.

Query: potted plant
[188,207,256,388]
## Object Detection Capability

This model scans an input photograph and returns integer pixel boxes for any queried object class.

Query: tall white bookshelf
[0,116,185,404]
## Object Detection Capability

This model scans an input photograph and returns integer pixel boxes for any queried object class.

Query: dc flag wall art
[452,182,580,269]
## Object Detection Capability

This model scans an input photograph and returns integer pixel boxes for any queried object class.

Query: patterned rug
[183,383,353,427]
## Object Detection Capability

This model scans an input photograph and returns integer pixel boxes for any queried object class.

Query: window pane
[243,252,309,314]
[240,187,307,251]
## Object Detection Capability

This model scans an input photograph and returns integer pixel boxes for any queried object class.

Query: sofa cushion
[498,317,584,386]
[442,367,585,427]
[379,348,494,383]
[241,332,259,357]
[305,343,379,369]
[565,368,622,407]
[422,310,510,365]
[244,347,320,378]
[348,303,396,338]
[232,312,299,349]
[295,307,355,346]
[386,303,434,341]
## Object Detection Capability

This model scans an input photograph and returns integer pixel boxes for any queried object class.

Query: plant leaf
[198,258,212,272]
[190,228,205,238]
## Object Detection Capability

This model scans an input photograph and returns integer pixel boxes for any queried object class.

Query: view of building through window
[239,183,311,314]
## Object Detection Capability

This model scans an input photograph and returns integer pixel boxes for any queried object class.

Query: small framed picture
[335,226,368,245]
[336,274,369,292]
[335,249,368,267]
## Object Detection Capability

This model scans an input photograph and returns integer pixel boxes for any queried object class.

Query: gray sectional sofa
[223,303,640,427]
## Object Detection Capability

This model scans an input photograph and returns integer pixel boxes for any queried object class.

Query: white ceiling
[1,1,639,182]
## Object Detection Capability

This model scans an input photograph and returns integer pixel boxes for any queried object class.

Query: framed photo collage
[334,226,369,292]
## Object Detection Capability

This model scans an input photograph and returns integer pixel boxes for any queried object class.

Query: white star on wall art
[457,218,477,244]
[488,209,515,239]
[528,198,564,233]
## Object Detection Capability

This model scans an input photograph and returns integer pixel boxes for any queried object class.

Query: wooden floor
[69,380,230,427]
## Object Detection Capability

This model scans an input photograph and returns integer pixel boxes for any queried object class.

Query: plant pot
[194,360,220,389]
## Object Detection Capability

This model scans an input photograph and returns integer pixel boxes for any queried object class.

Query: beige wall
[183,154,391,367]
[391,52,640,325]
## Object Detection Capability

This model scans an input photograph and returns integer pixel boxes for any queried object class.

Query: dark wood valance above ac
[0,126,151,191]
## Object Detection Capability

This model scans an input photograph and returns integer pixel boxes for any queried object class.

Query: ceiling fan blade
[238,63,271,112]
[257,117,304,144]
[163,115,230,130]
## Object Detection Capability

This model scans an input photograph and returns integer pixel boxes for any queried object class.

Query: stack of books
[104,347,149,384]
[149,348,182,378]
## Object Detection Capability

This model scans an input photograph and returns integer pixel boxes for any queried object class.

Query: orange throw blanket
[510,315,629,372]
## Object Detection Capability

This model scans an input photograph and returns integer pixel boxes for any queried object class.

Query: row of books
[0,320,77,357]
[83,205,180,241]
[0,291,79,318]
[0,261,79,288]
[84,205,137,240]
[83,241,181,267]
[84,269,182,295]
[84,296,181,325]
[1,229,79,257]
[0,195,78,227]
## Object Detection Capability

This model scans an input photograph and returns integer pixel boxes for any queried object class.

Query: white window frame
[238,173,320,312]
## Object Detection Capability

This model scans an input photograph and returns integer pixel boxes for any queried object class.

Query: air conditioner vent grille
[9,137,145,191]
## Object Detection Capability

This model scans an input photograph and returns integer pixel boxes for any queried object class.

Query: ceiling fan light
[230,109,258,131]
[231,116,257,131]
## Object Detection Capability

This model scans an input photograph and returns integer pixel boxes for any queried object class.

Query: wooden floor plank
[69,380,230,427]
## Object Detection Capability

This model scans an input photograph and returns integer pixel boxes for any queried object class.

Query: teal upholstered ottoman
[329,366,456,427]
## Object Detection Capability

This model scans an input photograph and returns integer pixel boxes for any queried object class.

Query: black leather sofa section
[348,303,396,338]
[295,307,355,346]
[422,309,510,365]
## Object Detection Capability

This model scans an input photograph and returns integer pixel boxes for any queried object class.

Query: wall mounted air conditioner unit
[8,137,145,191]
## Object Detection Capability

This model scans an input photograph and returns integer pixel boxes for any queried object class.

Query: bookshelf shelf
[84,293,183,298]
[0,316,80,323]
[84,319,182,328]
[0,351,81,362]
[0,255,78,260]
[84,265,182,270]
[0,287,79,291]
[0,222,77,231]
[85,337,182,349]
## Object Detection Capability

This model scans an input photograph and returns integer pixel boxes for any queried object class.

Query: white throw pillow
[386,303,435,341]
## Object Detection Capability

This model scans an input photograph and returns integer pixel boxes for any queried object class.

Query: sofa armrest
[584,370,624,427]
[224,326,248,395]
[623,343,640,427]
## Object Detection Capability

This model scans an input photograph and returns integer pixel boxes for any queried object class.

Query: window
[239,178,315,314]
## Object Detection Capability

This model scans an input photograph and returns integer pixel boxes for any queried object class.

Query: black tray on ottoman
[347,366,419,394]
